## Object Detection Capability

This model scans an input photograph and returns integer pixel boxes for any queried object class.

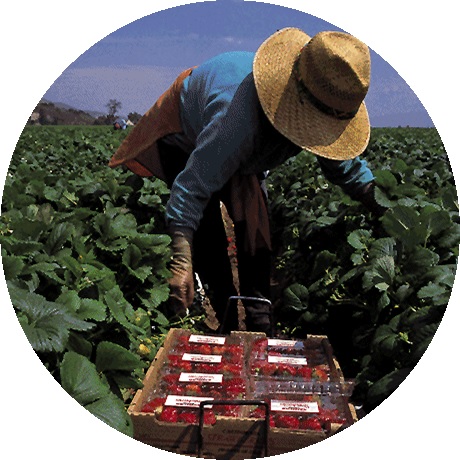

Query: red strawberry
[213,345,225,354]
[185,384,202,395]
[313,366,329,381]
[167,354,182,367]
[197,344,212,355]
[318,408,346,425]
[276,415,300,429]
[162,373,180,384]
[250,406,268,419]
[203,409,217,425]
[256,362,277,376]
[296,366,312,379]
[158,406,179,423]
[167,383,186,394]
[178,411,199,424]
[222,363,243,376]
[141,397,165,413]
[225,377,245,396]
[217,405,239,417]
[300,417,323,431]
[252,338,267,348]
[277,364,297,376]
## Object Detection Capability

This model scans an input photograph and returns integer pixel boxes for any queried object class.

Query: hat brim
[253,28,370,160]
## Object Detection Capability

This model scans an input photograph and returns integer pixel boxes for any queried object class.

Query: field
[1,125,457,435]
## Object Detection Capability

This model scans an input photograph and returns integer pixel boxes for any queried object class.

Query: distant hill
[29,100,97,125]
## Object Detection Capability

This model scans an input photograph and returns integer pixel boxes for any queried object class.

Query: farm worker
[113,118,127,130]
[108,28,382,335]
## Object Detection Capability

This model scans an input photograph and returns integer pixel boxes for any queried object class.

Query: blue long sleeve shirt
[164,51,374,231]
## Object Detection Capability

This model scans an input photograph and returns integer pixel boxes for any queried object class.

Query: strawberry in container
[164,350,244,377]
[251,356,331,381]
[169,329,243,355]
[140,392,219,424]
[158,369,246,397]
[251,337,307,357]
[248,393,349,432]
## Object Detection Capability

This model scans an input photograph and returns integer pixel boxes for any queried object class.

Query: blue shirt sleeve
[316,155,375,197]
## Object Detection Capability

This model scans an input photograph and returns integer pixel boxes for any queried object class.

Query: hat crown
[299,31,370,113]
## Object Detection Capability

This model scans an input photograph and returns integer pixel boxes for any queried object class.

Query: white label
[267,339,303,348]
[271,400,319,413]
[179,373,223,383]
[165,395,214,408]
[182,353,222,363]
[268,355,308,365]
[189,334,226,345]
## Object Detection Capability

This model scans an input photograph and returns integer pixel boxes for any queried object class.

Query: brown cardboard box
[128,329,357,458]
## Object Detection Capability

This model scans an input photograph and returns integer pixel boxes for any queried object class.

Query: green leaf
[122,245,153,281]
[95,341,146,373]
[60,352,134,437]
[8,282,95,353]
[374,169,398,191]
[382,206,427,249]
[347,229,371,250]
[420,208,452,238]
[373,255,396,286]
[45,222,74,255]
[85,394,133,437]
[1,254,25,279]
[79,298,107,322]
[372,324,400,357]
[284,283,309,311]
[367,368,412,407]
[147,283,170,309]
[60,351,110,405]
[311,250,336,279]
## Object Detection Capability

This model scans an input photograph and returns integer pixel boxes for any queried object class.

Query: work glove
[356,182,386,217]
[168,226,195,318]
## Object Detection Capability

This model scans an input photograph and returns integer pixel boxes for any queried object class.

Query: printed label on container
[267,339,304,348]
[268,355,308,365]
[189,334,226,345]
[165,395,214,408]
[179,373,223,383]
[182,353,222,363]
[271,400,319,413]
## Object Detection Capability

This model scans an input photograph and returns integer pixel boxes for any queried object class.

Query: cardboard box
[128,329,357,458]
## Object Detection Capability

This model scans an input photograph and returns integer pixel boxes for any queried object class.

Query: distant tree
[106,99,122,117]
[127,112,142,124]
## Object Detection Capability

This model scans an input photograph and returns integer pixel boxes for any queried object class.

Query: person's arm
[166,81,256,313]
[316,155,374,196]
[317,156,384,215]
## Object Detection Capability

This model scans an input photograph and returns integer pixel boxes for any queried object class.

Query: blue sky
[43,1,432,127]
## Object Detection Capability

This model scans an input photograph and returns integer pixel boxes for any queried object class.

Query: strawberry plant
[1,126,203,435]
[267,127,458,413]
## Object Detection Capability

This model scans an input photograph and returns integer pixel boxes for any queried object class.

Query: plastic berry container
[248,392,349,432]
[140,390,245,421]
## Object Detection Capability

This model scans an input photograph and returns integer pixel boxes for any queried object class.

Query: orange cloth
[108,67,195,180]
[108,67,271,255]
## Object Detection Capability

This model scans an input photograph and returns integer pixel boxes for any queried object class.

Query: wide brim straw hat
[253,27,371,160]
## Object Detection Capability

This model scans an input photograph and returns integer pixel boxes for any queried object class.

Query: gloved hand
[357,182,386,217]
[168,226,195,318]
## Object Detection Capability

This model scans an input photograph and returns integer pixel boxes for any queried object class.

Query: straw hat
[253,28,371,160]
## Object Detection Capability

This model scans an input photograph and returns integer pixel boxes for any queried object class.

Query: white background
[1,1,458,458]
